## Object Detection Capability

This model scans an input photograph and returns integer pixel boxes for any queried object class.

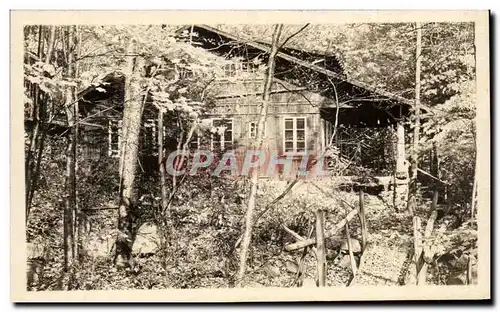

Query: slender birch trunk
[115,41,145,268]
[407,22,422,216]
[63,26,77,274]
[236,24,283,287]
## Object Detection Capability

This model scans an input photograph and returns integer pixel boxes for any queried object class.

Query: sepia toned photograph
[10,10,490,302]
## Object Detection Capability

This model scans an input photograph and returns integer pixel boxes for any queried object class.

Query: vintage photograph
[11,10,490,302]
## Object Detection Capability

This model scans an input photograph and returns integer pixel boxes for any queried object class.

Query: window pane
[285,119,293,130]
[224,120,232,142]
[297,118,305,129]
[296,130,305,141]
[249,122,257,138]
[225,130,232,142]
[212,132,222,140]
[285,130,294,141]
[296,141,306,152]
[285,141,294,152]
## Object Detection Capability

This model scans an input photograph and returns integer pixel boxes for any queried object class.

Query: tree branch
[279,23,310,50]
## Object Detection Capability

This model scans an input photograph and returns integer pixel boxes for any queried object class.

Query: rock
[285,260,299,273]
[340,238,362,253]
[338,254,352,269]
[132,223,160,255]
[326,249,338,260]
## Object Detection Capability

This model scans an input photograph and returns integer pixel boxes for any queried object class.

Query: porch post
[396,122,407,178]
[394,122,409,210]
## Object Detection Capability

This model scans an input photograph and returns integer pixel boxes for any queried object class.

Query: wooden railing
[283,188,368,287]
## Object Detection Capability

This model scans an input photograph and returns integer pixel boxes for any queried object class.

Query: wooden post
[358,189,368,251]
[315,209,326,287]
[413,216,422,283]
[345,222,358,276]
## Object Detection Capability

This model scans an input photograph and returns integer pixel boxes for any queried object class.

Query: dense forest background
[24,23,477,290]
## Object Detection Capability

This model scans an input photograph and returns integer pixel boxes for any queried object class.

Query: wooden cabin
[24,24,414,182]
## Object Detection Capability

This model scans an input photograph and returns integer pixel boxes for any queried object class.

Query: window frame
[211,118,234,151]
[282,116,307,155]
[249,122,257,139]
[248,121,267,140]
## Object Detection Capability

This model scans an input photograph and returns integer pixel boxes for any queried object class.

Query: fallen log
[284,209,358,251]
[282,224,305,242]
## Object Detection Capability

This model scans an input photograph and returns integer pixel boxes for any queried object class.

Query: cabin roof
[177,24,414,108]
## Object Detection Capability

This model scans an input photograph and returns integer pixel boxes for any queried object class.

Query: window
[283,117,307,153]
[108,119,122,157]
[248,121,266,139]
[221,61,258,78]
[249,122,257,139]
[223,63,238,77]
[241,61,258,74]
[211,119,233,151]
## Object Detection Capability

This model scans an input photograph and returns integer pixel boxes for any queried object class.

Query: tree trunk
[357,190,368,250]
[430,141,439,211]
[158,111,168,213]
[73,26,84,260]
[157,109,170,268]
[25,25,56,221]
[418,210,438,285]
[236,24,283,287]
[407,22,423,216]
[63,26,77,274]
[412,216,422,284]
[115,42,145,268]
